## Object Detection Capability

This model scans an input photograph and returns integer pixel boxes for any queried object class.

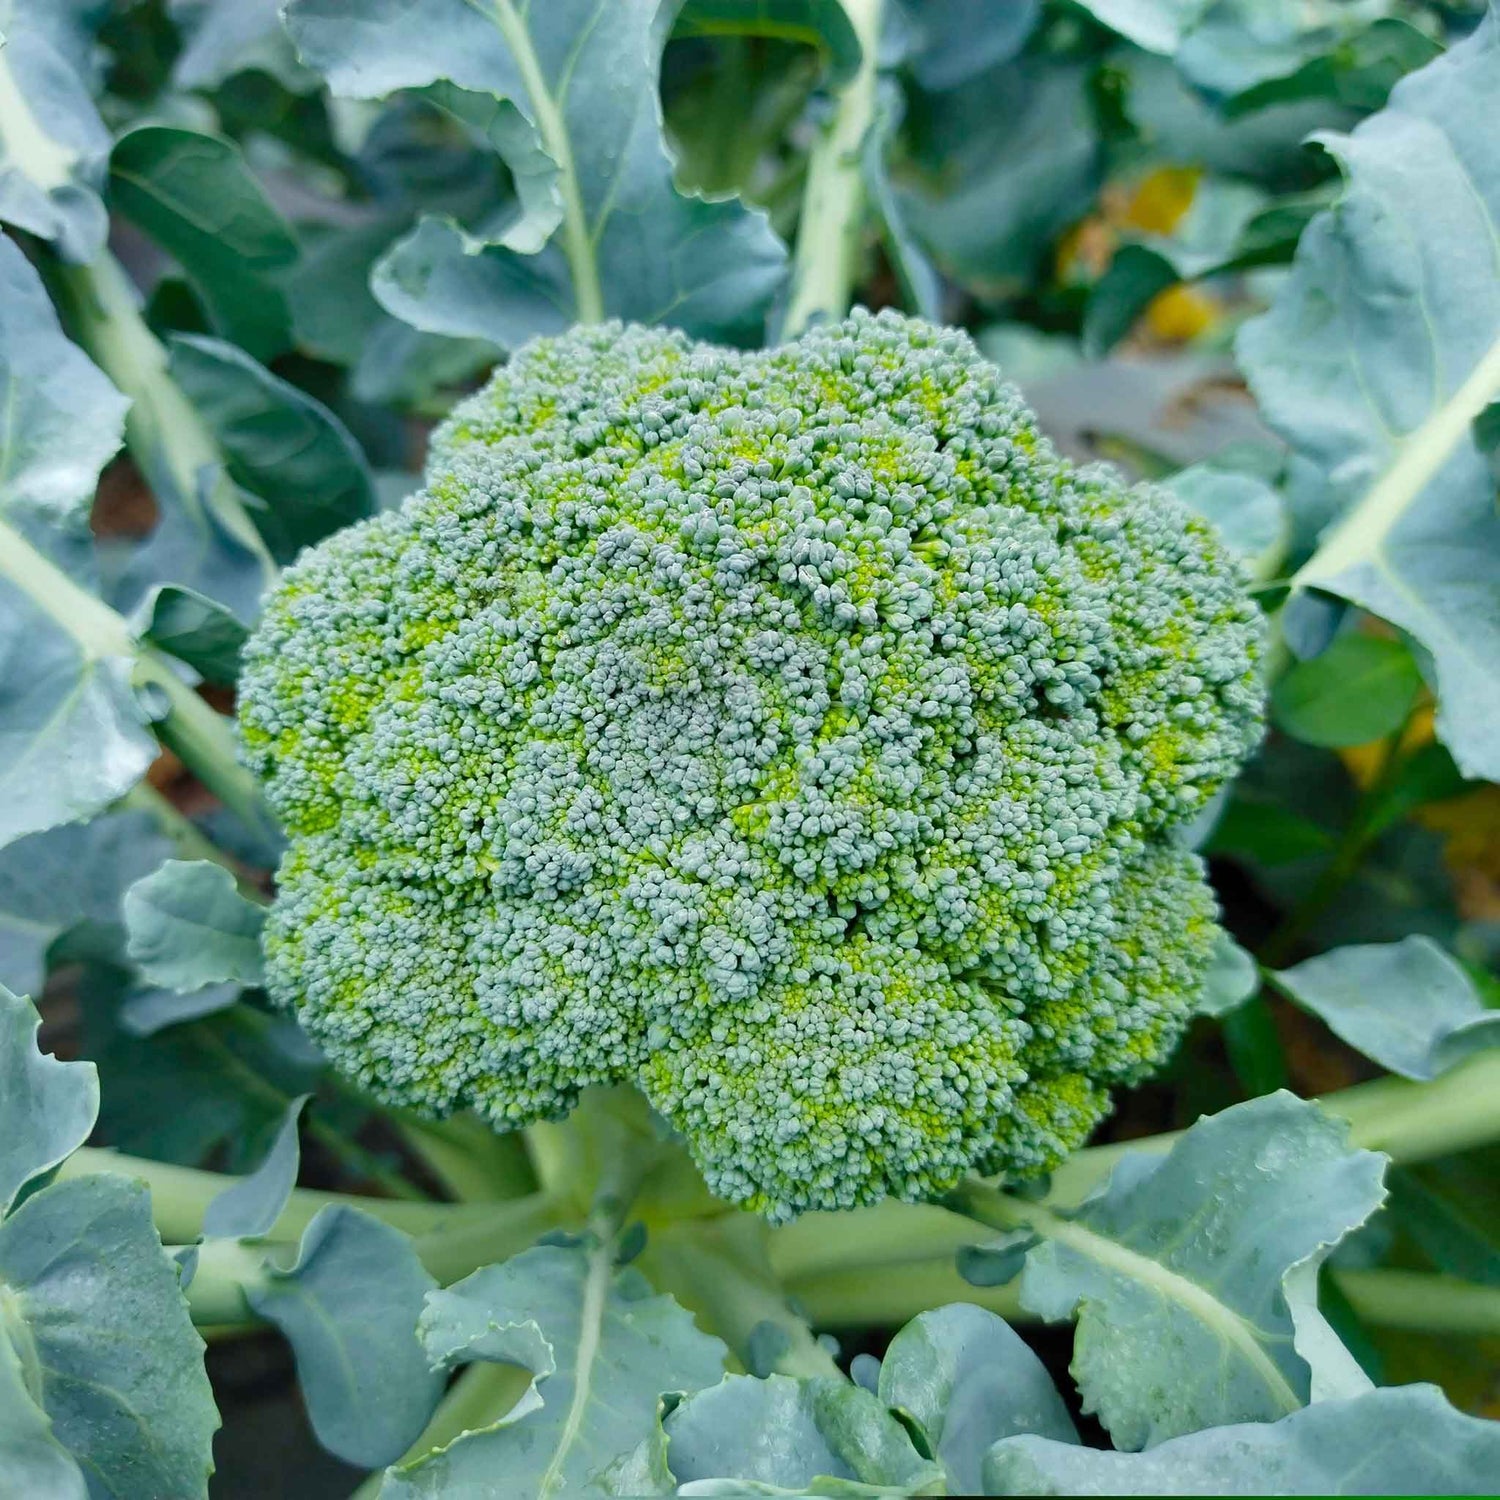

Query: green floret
[239,310,1265,1221]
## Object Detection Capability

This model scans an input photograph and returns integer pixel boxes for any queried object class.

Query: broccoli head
[239,310,1264,1219]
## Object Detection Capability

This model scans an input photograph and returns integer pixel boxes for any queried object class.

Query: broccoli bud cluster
[240,311,1263,1219]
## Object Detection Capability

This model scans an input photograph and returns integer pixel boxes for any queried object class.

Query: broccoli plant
[1,1,1499,1496]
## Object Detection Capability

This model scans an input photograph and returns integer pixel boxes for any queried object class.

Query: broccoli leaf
[118,980,241,1037]
[285,0,787,348]
[166,334,375,562]
[0,1,109,262]
[1270,632,1423,749]
[0,1173,219,1499]
[168,0,315,93]
[898,58,1099,296]
[0,808,172,998]
[0,983,97,1215]
[674,1,863,87]
[1074,0,1378,97]
[1194,930,1260,1018]
[138,584,250,685]
[891,0,1040,91]
[124,859,265,992]
[78,968,324,1171]
[986,1383,1500,1496]
[109,126,300,361]
[0,234,128,529]
[656,1371,946,1494]
[0,588,156,852]
[249,1205,445,1468]
[877,1304,1077,1495]
[1014,1092,1386,1449]
[1238,12,1500,781]
[201,1093,308,1241]
[0,1332,86,1500]
[385,1241,728,1496]
[0,262,141,851]
[1271,936,1500,1081]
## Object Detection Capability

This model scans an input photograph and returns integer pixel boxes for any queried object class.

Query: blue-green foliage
[239,310,1264,1219]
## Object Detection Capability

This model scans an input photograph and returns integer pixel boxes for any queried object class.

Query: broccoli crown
[239,310,1263,1219]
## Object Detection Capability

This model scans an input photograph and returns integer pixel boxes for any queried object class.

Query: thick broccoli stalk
[240,311,1264,1220]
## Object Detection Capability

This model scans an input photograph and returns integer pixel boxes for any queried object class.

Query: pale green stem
[174,1190,566,1337]
[118,782,240,872]
[134,653,277,841]
[780,0,884,338]
[790,1255,1025,1329]
[56,1145,560,1247]
[183,1239,268,1325]
[394,1112,538,1202]
[1334,1268,1500,1338]
[787,1257,1500,1340]
[352,1362,537,1499]
[769,1050,1500,1283]
[647,1217,841,1380]
[47,252,278,588]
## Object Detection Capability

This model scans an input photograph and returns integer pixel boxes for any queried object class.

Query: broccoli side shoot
[239,311,1264,1220]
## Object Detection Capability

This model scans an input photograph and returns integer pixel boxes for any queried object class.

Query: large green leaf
[0,1,109,262]
[200,1093,308,1242]
[286,0,787,347]
[109,125,299,360]
[1238,13,1500,781]
[898,58,1099,296]
[168,0,315,92]
[1013,1093,1386,1449]
[384,1241,728,1496]
[248,1205,444,1468]
[137,584,249,685]
[0,1332,86,1500]
[1270,632,1423,748]
[166,334,374,562]
[0,808,171,998]
[0,233,128,529]
[284,218,499,406]
[658,1372,946,1494]
[892,0,1039,90]
[1075,0,1386,97]
[0,588,155,852]
[0,983,96,1215]
[877,1304,1077,1495]
[0,1173,219,1498]
[123,859,265,993]
[986,1384,1500,1496]
[675,1,862,87]
[1271,936,1500,1081]
[78,970,324,1171]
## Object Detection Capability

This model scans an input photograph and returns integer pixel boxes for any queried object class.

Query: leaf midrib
[1296,328,1500,588]
[477,0,605,322]
[536,1239,613,1499]
[1013,1199,1303,1419]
